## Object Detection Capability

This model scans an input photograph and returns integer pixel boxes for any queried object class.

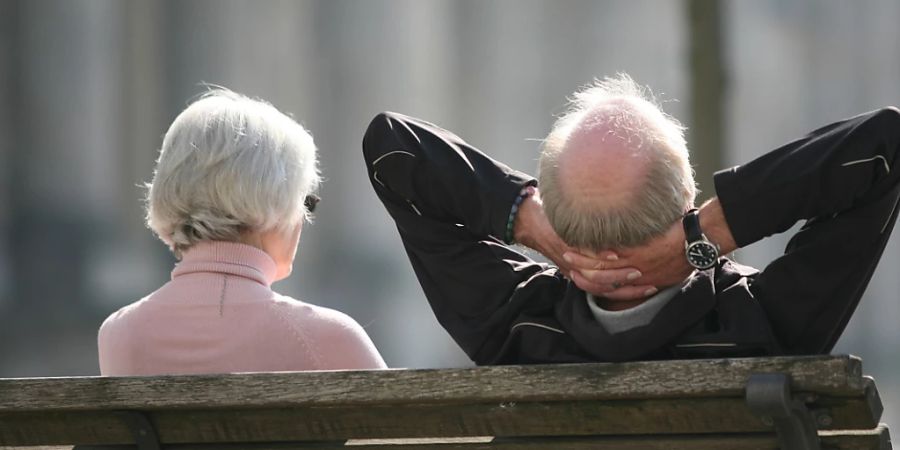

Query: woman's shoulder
[97,293,159,368]
[267,293,364,329]
[98,280,179,336]
[266,294,386,369]
[265,294,382,351]
[99,295,151,334]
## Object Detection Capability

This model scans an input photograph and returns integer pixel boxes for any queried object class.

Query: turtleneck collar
[172,240,278,287]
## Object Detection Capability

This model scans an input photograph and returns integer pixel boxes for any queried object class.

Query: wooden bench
[0,355,890,450]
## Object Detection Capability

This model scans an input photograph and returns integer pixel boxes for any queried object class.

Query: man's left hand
[564,219,694,294]
[565,198,739,293]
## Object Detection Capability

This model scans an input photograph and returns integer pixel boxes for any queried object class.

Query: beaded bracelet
[505,185,536,244]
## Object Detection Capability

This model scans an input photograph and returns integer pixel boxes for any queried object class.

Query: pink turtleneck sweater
[98,241,386,375]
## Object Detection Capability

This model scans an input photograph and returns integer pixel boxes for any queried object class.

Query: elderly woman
[98,90,386,375]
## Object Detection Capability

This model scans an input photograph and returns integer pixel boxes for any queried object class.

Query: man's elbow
[872,106,900,138]
[881,105,900,116]
[362,111,398,160]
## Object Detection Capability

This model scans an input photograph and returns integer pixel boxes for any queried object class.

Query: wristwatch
[682,208,720,270]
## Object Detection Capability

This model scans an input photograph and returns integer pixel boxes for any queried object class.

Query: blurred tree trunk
[686,0,726,203]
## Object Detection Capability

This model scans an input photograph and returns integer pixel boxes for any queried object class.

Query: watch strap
[682,208,703,243]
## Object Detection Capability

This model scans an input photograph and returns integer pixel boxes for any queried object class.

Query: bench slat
[0,356,884,449]
[0,425,891,450]
[0,394,880,446]
[0,356,865,412]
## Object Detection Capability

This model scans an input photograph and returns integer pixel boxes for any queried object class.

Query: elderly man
[363,74,900,364]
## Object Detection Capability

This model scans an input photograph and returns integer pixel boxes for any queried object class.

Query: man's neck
[595,295,653,311]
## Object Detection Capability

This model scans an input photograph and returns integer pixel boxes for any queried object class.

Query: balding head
[539,74,696,250]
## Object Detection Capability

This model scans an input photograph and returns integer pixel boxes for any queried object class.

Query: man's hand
[564,220,692,290]
[512,187,573,274]
[513,187,655,301]
[564,197,739,293]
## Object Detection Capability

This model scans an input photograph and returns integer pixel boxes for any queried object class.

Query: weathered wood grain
[0,425,890,449]
[0,356,864,412]
[0,355,885,449]
[817,377,883,432]
[0,395,881,446]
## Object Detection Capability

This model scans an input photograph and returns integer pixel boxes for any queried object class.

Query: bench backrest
[0,355,889,449]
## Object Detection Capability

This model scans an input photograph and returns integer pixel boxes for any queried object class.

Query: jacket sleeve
[363,112,536,241]
[362,112,569,364]
[712,107,900,353]
[714,107,900,247]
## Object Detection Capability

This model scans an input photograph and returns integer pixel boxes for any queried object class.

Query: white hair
[146,88,320,257]
[538,74,696,250]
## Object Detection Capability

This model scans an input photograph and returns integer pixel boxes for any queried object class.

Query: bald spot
[557,113,651,214]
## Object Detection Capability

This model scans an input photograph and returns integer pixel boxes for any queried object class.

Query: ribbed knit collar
[172,241,277,287]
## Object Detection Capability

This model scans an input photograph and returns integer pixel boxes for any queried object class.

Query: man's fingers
[576,267,642,285]
[563,250,627,270]
[563,251,615,269]
[570,271,614,294]
[562,251,600,269]
[596,250,619,261]
[571,271,660,302]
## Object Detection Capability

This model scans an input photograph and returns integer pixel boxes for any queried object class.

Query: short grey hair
[538,74,696,250]
[146,88,320,257]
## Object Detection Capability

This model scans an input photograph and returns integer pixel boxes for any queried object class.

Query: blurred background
[1,0,898,433]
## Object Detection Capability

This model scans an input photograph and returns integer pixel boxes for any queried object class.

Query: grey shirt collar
[586,285,682,334]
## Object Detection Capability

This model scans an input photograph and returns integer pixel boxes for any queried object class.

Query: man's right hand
[564,197,739,294]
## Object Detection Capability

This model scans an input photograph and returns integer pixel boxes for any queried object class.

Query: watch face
[686,241,719,269]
